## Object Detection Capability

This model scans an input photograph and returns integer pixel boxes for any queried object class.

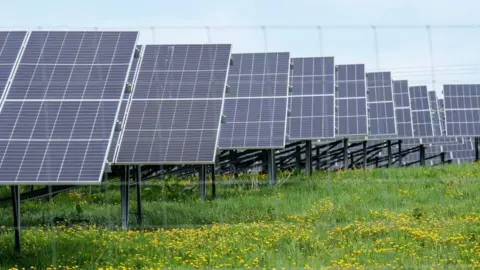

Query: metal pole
[295,146,302,170]
[475,137,479,162]
[199,165,207,200]
[136,165,143,226]
[387,140,392,168]
[343,138,349,170]
[11,185,20,253]
[440,152,446,164]
[121,165,129,229]
[315,147,320,170]
[268,149,277,185]
[305,141,312,175]
[262,150,268,174]
[211,164,216,199]
[419,144,426,166]
[362,141,367,169]
[375,157,379,168]
[398,140,403,167]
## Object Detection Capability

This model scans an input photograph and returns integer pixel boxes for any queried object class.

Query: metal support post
[136,165,143,226]
[387,140,392,168]
[267,149,277,185]
[362,141,367,169]
[315,147,320,170]
[120,165,129,229]
[11,185,20,253]
[419,144,426,166]
[375,157,379,168]
[475,137,479,162]
[343,138,349,170]
[305,141,313,175]
[295,146,302,170]
[440,152,446,164]
[262,150,268,174]
[199,165,207,200]
[398,140,403,167]
[211,164,216,199]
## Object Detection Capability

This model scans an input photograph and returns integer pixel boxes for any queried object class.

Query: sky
[3,0,480,96]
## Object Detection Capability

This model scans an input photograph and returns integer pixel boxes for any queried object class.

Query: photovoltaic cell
[335,64,368,138]
[392,80,414,138]
[0,31,138,184]
[0,31,27,101]
[219,52,290,149]
[288,57,335,140]
[409,85,434,137]
[116,44,232,164]
[443,84,480,136]
[366,72,396,137]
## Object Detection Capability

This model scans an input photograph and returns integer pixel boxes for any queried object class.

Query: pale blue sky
[3,0,480,95]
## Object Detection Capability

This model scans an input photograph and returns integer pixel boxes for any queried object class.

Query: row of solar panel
[0,30,476,185]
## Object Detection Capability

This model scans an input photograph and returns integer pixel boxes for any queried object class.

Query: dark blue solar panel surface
[219,52,290,149]
[366,72,396,137]
[443,84,480,136]
[409,85,434,137]
[0,31,27,100]
[335,64,368,137]
[428,91,442,136]
[392,80,414,138]
[288,57,335,140]
[116,44,231,164]
[0,31,138,184]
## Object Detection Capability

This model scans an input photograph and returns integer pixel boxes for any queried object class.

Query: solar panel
[116,44,232,164]
[428,91,443,136]
[0,31,138,184]
[392,80,414,138]
[219,52,290,149]
[366,72,396,138]
[287,57,335,140]
[409,86,434,137]
[437,98,446,134]
[0,31,27,101]
[442,138,475,163]
[443,84,480,136]
[108,45,142,162]
[335,64,368,138]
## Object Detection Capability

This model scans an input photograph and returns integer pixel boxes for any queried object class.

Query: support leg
[398,140,403,167]
[136,165,143,226]
[419,144,426,166]
[211,164,216,199]
[267,149,277,185]
[475,137,479,162]
[315,147,320,170]
[199,165,207,200]
[11,185,20,253]
[343,138,349,170]
[305,141,312,175]
[387,140,392,168]
[295,146,302,170]
[440,152,446,164]
[362,141,367,169]
[121,165,129,229]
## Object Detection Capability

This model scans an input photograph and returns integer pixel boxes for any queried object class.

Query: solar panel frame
[365,71,397,139]
[115,44,232,165]
[0,31,139,185]
[218,52,290,150]
[443,84,480,137]
[287,57,335,141]
[335,64,369,140]
[428,91,443,136]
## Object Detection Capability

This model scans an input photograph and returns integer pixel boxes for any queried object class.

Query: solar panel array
[392,80,414,138]
[219,52,290,149]
[409,86,434,138]
[365,72,396,138]
[335,64,368,138]
[0,31,138,184]
[288,57,335,140]
[443,84,480,136]
[116,44,232,164]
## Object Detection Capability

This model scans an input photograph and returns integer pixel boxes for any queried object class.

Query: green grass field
[0,164,480,269]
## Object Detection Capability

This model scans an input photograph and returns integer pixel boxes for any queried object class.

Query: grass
[0,164,479,269]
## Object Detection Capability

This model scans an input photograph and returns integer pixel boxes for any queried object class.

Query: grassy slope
[0,164,479,269]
